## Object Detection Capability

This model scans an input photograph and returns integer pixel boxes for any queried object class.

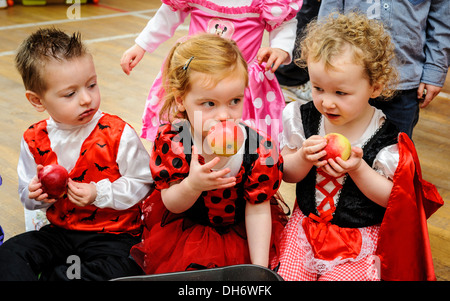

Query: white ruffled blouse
[18,111,153,211]
[279,101,399,209]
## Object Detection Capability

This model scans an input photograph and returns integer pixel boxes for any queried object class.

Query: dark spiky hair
[15,27,87,94]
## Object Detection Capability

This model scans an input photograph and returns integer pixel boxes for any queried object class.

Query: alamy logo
[366,0,381,19]
[66,255,81,280]
[66,0,81,20]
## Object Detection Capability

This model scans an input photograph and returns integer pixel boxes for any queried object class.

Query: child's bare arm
[245,200,271,267]
[281,135,328,183]
[347,161,392,208]
[120,44,145,75]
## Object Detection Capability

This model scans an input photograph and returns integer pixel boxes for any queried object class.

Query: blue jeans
[370,89,420,138]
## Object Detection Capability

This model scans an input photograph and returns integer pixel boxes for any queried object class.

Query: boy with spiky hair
[0,28,152,280]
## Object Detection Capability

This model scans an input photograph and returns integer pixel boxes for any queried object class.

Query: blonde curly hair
[297,12,398,99]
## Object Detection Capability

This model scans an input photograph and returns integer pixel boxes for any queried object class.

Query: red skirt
[131,190,287,275]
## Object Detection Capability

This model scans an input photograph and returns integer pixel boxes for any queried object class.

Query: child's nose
[322,95,336,109]
[79,89,92,106]
[217,108,231,121]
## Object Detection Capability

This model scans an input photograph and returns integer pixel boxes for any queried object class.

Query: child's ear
[25,91,46,112]
[173,91,186,112]
[370,83,384,99]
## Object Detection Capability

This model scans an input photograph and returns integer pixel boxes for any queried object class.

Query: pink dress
[137,0,302,142]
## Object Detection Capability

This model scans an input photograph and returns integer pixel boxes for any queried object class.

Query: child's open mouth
[326,113,340,120]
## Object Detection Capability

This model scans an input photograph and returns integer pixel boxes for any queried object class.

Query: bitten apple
[38,164,69,199]
[321,133,351,161]
[206,120,245,157]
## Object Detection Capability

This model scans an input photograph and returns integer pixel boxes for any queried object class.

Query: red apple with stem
[321,133,351,161]
[206,120,245,157]
[38,164,69,199]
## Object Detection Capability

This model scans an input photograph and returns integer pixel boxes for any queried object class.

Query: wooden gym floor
[0,1,448,280]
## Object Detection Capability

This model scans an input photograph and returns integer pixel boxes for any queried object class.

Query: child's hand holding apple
[319,133,364,177]
[28,164,69,204]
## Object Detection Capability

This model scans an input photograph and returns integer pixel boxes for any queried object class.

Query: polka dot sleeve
[244,135,283,204]
[150,124,190,190]
[260,0,302,31]
[161,0,190,12]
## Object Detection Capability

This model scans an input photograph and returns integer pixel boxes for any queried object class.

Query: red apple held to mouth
[321,133,351,161]
[38,164,69,199]
[206,120,245,157]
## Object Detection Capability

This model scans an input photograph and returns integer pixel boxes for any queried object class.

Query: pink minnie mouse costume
[135,0,302,142]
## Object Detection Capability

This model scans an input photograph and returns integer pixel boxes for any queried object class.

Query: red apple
[206,120,245,157]
[321,133,351,161]
[38,164,69,199]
